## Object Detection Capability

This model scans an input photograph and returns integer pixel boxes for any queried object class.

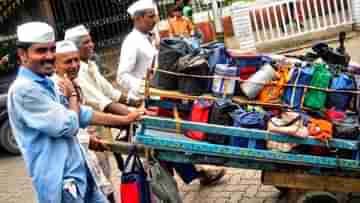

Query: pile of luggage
[150,33,360,157]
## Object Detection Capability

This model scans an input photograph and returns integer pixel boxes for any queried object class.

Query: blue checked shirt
[7,67,94,203]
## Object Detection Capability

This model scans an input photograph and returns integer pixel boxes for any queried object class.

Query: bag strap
[270,114,302,127]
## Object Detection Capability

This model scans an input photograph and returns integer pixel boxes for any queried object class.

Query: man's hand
[58,74,76,97]
[88,128,110,152]
[127,110,144,122]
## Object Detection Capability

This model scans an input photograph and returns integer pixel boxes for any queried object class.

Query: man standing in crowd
[7,22,142,203]
[117,0,158,98]
[54,40,117,203]
[64,24,140,174]
[117,0,226,187]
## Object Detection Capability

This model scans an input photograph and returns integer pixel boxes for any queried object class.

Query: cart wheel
[297,191,339,203]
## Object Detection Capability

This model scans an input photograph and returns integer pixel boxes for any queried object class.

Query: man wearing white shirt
[116,0,158,98]
[64,25,145,190]
[116,0,226,187]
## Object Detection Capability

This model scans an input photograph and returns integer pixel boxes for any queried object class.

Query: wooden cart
[133,88,360,203]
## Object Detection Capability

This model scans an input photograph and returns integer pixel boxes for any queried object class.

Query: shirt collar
[133,28,152,41]
[18,66,55,89]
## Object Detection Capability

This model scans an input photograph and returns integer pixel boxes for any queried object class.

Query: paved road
[2,35,360,203]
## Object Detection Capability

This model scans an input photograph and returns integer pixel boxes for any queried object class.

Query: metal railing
[50,0,136,49]
[248,0,353,43]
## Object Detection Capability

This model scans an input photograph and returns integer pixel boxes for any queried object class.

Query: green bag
[304,63,332,110]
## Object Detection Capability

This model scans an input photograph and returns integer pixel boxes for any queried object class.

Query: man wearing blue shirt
[7,22,142,203]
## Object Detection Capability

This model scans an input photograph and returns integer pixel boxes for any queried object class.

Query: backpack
[283,64,313,109]
[151,38,193,90]
[176,52,211,95]
[186,99,213,141]
[327,73,354,111]
[304,63,332,110]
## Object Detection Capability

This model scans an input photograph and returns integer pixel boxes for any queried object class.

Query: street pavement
[2,35,360,203]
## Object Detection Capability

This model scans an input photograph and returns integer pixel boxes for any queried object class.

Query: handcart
[134,87,360,203]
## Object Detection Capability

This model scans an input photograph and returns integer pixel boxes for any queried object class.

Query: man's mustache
[41,59,55,66]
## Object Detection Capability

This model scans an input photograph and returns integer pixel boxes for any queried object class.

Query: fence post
[231,2,256,51]
[352,0,360,30]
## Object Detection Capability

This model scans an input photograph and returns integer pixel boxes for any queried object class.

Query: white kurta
[116,28,158,96]
[79,60,123,111]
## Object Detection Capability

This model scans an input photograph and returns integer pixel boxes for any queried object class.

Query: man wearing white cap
[54,40,116,203]
[7,22,143,203]
[64,24,146,177]
[116,0,158,98]
[117,0,226,188]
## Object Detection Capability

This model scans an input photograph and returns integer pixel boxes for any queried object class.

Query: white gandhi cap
[17,22,55,43]
[127,0,155,16]
[64,24,89,41]
[56,40,79,54]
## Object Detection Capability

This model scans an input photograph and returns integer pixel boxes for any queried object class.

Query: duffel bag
[151,38,193,90]
[177,52,211,95]
[327,73,354,111]
[268,111,309,138]
[283,64,313,109]
[304,63,332,110]
[207,99,239,145]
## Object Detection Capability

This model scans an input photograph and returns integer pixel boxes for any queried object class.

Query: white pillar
[352,0,360,30]
[231,2,256,51]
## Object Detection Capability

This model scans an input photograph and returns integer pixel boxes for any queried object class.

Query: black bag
[176,52,210,95]
[151,38,193,90]
[333,114,360,140]
[207,99,239,145]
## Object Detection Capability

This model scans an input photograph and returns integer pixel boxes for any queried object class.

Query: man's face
[55,51,81,80]
[19,43,56,77]
[79,34,95,61]
[140,9,156,32]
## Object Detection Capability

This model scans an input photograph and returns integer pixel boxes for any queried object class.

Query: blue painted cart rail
[136,116,360,172]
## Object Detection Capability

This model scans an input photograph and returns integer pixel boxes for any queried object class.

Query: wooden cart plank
[136,131,360,171]
[141,116,359,150]
[262,171,360,192]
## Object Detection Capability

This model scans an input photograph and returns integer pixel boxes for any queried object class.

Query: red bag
[120,147,151,203]
[186,99,213,140]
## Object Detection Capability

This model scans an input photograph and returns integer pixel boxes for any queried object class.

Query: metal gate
[49,0,136,49]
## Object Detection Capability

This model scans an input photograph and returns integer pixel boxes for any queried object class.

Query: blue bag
[204,43,232,73]
[327,73,354,111]
[229,108,266,149]
[283,65,313,110]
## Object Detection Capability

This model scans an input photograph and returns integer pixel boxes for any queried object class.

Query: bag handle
[124,146,146,174]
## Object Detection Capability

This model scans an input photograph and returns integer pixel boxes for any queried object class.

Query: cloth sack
[331,113,359,140]
[327,73,354,111]
[229,108,266,149]
[307,118,333,142]
[120,147,151,203]
[283,64,313,109]
[258,67,290,103]
[207,99,239,145]
[149,160,183,203]
[151,38,193,90]
[304,63,332,110]
[177,51,211,95]
[268,112,309,138]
